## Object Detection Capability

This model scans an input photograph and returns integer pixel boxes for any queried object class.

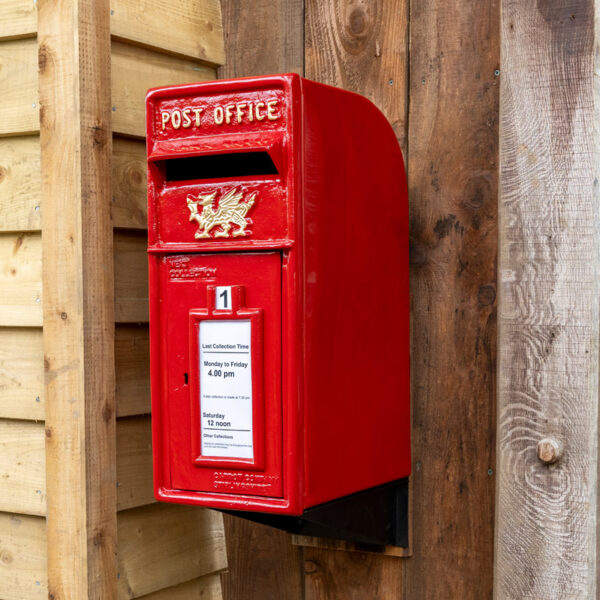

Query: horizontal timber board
[115,324,150,416]
[113,137,147,229]
[0,417,155,517]
[0,232,42,327]
[110,0,224,65]
[116,416,154,511]
[114,230,148,323]
[0,327,43,420]
[0,38,38,136]
[136,573,223,600]
[0,0,37,41]
[117,503,226,599]
[111,41,217,138]
[0,420,46,516]
[0,136,41,232]
[0,511,47,600]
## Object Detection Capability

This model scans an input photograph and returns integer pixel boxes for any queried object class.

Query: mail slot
[146,74,410,546]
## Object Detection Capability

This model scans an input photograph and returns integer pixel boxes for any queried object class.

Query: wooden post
[39,0,117,597]
[496,1,599,596]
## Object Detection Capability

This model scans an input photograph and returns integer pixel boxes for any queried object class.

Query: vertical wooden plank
[217,2,305,599]
[496,1,599,597]
[39,0,117,598]
[218,0,304,79]
[303,1,408,597]
[405,0,499,598]
[221,519,303,600]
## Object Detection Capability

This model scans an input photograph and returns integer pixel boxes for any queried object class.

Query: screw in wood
[536,438,563,465]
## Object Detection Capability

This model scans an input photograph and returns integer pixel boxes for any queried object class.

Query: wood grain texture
[137,574,222,600]
[117,504,227,599]
[221,517,303,600]
[0,137,41,232]
[39,0,117,597]
[292,534,410,558]
[116,416,154,511]
[115,324,150,416]
[111,41,217,138]
[0,512,46,600]
[0,0,37,40]
[305,0,409,152]
[406,0,499,598]
[219,0,304,79]
[495,1,599,597]
[0,327,44,420]
[218,2,305,599]
[0,233,42,327]
[0,38,39,136]
[302,1,410,596]
[304,549,402,600]
[0,420,46,516]
[112,138,147,229]
[110,0,225,65]
[114,230,149,323]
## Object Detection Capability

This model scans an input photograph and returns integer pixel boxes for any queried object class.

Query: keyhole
[184,373,188,385]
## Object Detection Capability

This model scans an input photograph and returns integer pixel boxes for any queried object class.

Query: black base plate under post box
[222,478,409,548]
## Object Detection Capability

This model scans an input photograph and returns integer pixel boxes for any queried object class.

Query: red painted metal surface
[147,74,410,515]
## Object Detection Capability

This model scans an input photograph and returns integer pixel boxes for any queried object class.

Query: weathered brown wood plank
[39,0,117,597]
[0,327,44,420]
[495,1,599,597]
[302,1,409,596]
[219,0,304,79]
[117,504,227,599]
[217,1,305,598]
[405,0,499,597]
[110,0,225,65]
[0,512,47,600]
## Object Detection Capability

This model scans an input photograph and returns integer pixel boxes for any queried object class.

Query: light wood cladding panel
[0,327,43,420]
[0,137,41,232]
[112,138,147,229]
[0,233,42,327]
[137,574,222,600]
[110,0,224,65]
[111,41,217,138]
[117,504,226,599]
[116,416,154,511]
[0,512,47,600]
[0,0,37,40]
[114,230,148,323]
[115,324,150,416]
[0,420,46,517]
[0,38,39,136]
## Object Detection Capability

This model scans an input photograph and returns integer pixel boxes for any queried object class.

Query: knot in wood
[536,438,563,465]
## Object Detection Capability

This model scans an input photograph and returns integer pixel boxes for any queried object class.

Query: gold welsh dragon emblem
[186,188,257,239]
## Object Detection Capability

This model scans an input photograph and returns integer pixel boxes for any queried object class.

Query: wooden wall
[0,2,227,598]
[219,1,499,598]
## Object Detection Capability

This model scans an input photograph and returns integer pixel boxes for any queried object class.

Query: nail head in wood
[536,438,563,465]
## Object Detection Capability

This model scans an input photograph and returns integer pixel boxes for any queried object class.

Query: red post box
[146,74,410,546]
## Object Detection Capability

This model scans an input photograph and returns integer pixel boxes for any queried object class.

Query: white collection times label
[199,320,253,459]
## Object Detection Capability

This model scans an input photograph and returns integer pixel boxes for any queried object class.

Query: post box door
[158,251,283,498]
